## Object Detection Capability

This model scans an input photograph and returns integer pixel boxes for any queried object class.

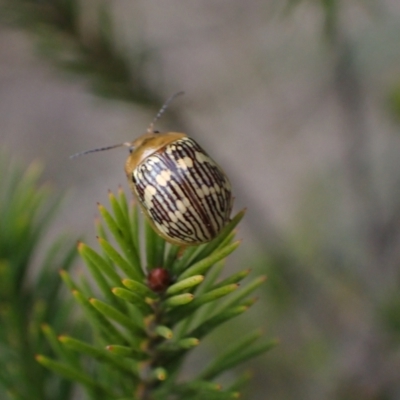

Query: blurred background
[1,0,400,399]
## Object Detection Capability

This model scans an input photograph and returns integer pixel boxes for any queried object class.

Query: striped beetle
[71,92,233,245]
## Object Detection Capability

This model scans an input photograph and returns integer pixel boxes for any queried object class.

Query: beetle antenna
[147,91,184,133]
[70,142,132,159]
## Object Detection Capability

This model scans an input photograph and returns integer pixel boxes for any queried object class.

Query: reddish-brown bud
[147,268,171,293]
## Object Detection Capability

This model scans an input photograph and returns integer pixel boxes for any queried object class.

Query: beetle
[71,92,233,246]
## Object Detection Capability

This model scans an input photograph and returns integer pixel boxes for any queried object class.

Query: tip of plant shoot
[157,372,166,381]
[140,340,150,352]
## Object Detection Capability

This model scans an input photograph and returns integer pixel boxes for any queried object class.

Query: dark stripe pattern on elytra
[132,137,232,243]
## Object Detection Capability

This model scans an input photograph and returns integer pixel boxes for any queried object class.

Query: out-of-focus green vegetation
[0,155,79,400]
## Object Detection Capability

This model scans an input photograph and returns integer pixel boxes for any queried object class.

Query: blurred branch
[326,4,400,286]
[0,0,186,128]
[1,0,146,101]
[258,2,400,399]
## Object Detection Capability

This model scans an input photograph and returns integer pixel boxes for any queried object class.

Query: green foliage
[38,188,275,399]
[0,155,78,400]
